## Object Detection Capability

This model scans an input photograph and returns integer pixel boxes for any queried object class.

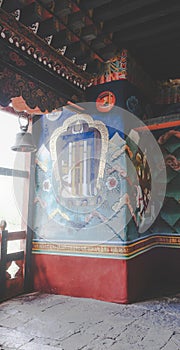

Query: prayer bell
[11,113,36,152]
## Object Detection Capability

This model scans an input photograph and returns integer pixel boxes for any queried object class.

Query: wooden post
[0,230,8,300]
[24,153,35,293]
[24,116,40,293]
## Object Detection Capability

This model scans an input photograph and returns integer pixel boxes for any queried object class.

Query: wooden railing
[0,230,26,301]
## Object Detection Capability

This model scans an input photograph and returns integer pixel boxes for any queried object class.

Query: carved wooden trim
[0,8,91,89]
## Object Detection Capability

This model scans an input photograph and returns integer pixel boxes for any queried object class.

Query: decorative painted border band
[32,234,180,260]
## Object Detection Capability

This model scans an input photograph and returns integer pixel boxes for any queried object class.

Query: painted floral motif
[43,179,51,192]
[9,52,26,66]
[165,154,180,171]
[106,176,118,190]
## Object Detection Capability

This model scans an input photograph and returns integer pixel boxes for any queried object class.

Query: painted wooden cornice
[0,8,91,89]
[0,8,91,113]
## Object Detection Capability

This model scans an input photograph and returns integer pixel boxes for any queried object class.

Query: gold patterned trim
[32,235,180,260]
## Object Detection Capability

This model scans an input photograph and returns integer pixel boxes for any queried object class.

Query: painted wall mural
[150,127,180,234]
[33,108,130,244]
[32,105,180,259]
[125,125,180,241]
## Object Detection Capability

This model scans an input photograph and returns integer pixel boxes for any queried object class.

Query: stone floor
[0,292,180,350]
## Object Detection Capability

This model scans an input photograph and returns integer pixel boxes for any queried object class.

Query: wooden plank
[6,251,24,262]
[1,229,25,301]
[6,276,24,299]
[0,167,29,178]
[6,231,26,241]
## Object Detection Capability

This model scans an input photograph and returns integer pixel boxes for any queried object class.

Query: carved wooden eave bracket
[0,8,92,113]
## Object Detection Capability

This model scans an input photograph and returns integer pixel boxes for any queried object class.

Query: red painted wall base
[32,254,128,303]
[127,248,180,302]
[32,248,180,303]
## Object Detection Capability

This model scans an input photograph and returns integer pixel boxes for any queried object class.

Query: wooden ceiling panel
[68,11,85,30]
[1,0,28,12]
[103,0,180,34]
[78,0,112,11]
[112,9,180,48]
[54,0,72,17]
[81,25,97,41]
[93,0,161,22]
[134,32,180,49]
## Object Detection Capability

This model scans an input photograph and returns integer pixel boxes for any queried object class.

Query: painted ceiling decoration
[0,8,90,89]
[1,0,180,80]
[0,1,180,113]
[0,6,90,113]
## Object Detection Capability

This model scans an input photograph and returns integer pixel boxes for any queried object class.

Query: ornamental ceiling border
[0,8,91,91]
[0,60,67,112]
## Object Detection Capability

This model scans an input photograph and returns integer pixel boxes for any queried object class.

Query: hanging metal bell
[11,131,36,152]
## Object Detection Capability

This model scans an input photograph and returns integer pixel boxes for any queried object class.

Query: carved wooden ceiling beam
[36,0,108,64]
[0,0,112,71]
[1,0,179,80]
[0,8,92,113]
[0,8,91,90]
